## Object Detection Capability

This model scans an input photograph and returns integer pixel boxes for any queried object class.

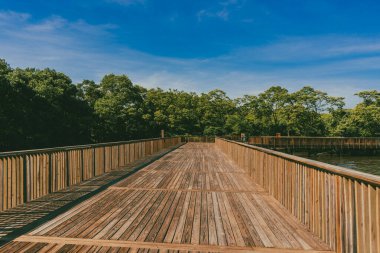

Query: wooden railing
[0,137,181,212]
[249,136,380,150]
[216,137,380,253]
[180,135,242,143]
[181,136,215,143]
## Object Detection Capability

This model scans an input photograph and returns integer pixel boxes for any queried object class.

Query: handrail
[0,137,176,157]
[219,137,380,186]
[180,135,215,143]
[248,136,380,150]
[253,136,380,139]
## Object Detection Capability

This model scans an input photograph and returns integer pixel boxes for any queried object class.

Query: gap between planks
[138,167,249,174]
[108,186,265,193]
[14,235,335,253]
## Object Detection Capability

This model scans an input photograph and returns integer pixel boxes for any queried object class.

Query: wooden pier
[0,142,331,252]
[0,138,379,252]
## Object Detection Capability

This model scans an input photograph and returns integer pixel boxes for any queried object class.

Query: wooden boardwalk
[0,146,176,244]
[0,143,332,253]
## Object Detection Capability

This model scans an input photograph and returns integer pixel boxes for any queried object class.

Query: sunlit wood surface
[0,145,176,244]
[0,143,332,252]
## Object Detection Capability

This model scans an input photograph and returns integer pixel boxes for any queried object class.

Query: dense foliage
[0,59,379,151]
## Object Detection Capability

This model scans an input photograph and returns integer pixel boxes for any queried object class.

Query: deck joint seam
[108,186,264,193]
[14,235,335,253]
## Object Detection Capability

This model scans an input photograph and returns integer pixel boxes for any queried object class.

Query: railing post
[80,149,84,182]
[110,146,113,169]
[66,151,70,187]
[22,154,28,203]
[117,145,120,169]
[103,146,106,173]
[93,147,96,177]
[48,152,52,193]
[110,145,113,170]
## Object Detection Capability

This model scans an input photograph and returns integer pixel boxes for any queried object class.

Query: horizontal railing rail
[0,137,182,212]
[180,134,242,143]
[216,137,380,253]
[0,137,176,157]
[249,136,380,150]
[181,136,215,143]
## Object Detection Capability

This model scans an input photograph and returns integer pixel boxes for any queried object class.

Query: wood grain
[0,137,181,212]
[0,143,332,253]
[249,136,380,151]
[216,137,380,253]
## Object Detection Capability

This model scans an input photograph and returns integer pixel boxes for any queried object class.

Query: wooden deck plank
[0,143,332,253]
[109,190,158,240]
[191,191,201,245]
[199,192,208,245]
[120,191,165,241]
[181,191,196,244]
[137,191,176,242]
[218,192,246,247]
[0,144,179,243]
[94,190,149,239]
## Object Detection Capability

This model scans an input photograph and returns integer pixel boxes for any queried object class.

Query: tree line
[0,59,379,151]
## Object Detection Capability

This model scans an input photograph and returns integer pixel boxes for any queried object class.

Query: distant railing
[216,137,380,253]
[181,135,242,143]
[0,137,181,212]
[181,136,215,143]
[249,136,380,150]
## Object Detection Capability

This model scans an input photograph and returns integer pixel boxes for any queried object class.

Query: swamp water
[296,153,380,176]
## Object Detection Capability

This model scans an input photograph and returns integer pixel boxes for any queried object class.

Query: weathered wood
[0,143,333,253]
[216,137,380,253]
[249,136,380,151]
[4,236,334,253]
[182,136,215,143]
[0,137,181,212]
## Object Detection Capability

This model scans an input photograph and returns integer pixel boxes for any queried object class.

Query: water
[296,153,380,176]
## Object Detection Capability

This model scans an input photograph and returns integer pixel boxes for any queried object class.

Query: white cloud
[0,11,379,108]
[197,0,245,21]
[69,20,117,35]
[0,10,30,23]
[228,36,380,63]
[26,16,66,32]
[0,11,116,48]
[197,8,229,21]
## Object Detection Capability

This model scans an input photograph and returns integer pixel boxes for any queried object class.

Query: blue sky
[1,0,380,107]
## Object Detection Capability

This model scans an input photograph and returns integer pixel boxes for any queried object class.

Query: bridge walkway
[0,143,332,253]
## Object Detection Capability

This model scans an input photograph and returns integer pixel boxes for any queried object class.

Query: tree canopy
[0,59,379,151]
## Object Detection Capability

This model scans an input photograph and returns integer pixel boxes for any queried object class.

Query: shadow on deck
[0,146,179,247]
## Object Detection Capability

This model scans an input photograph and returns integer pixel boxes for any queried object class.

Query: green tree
[234,95,262,135]
[1,58,380,150]
[17,68,92,144]
[197,89,236,136]
[336,90,380,136]
[77,80,102,108]
[285,86,344,136]
[143,89,200,135]
[355,90,380,106]
[240,86,290,135]
[94,74,146,141]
